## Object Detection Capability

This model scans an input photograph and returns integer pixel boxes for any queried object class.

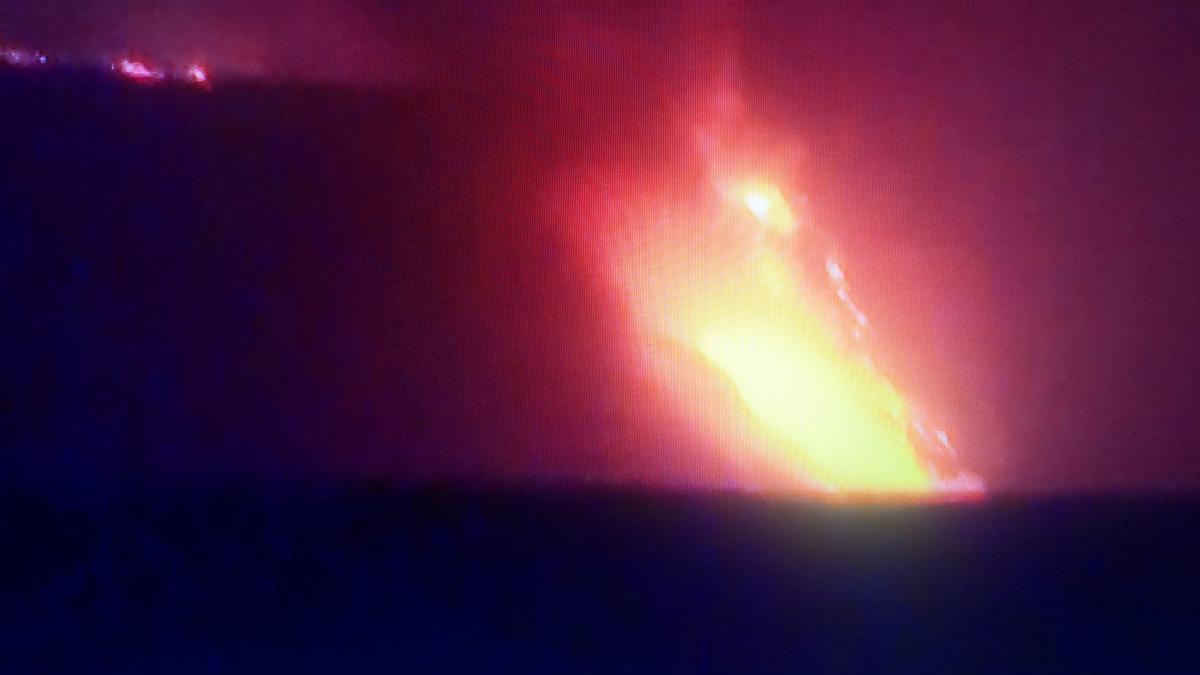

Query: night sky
[3,1,1200,493]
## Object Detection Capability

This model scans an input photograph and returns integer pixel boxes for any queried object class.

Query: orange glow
[606,170,983,499]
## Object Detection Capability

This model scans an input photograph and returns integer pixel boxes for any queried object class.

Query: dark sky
[3,1,1200,493]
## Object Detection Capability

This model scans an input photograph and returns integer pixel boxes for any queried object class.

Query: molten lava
[597,162,983,499]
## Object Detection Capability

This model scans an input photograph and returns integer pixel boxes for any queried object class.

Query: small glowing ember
[186,64,208,84]
[744,191,771,220]
[735,180,796,235]
[116,58,164,82]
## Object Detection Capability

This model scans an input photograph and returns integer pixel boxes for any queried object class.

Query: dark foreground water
[3,485,1199,673]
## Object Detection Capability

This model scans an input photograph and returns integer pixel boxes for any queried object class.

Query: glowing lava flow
[606,172,983,498]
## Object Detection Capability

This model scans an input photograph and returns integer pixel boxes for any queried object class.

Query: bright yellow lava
[616,179,954,496]
[692,283,931,493]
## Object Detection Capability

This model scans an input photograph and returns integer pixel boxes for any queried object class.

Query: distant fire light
[116,58,165,82]
[186,64,208,84]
